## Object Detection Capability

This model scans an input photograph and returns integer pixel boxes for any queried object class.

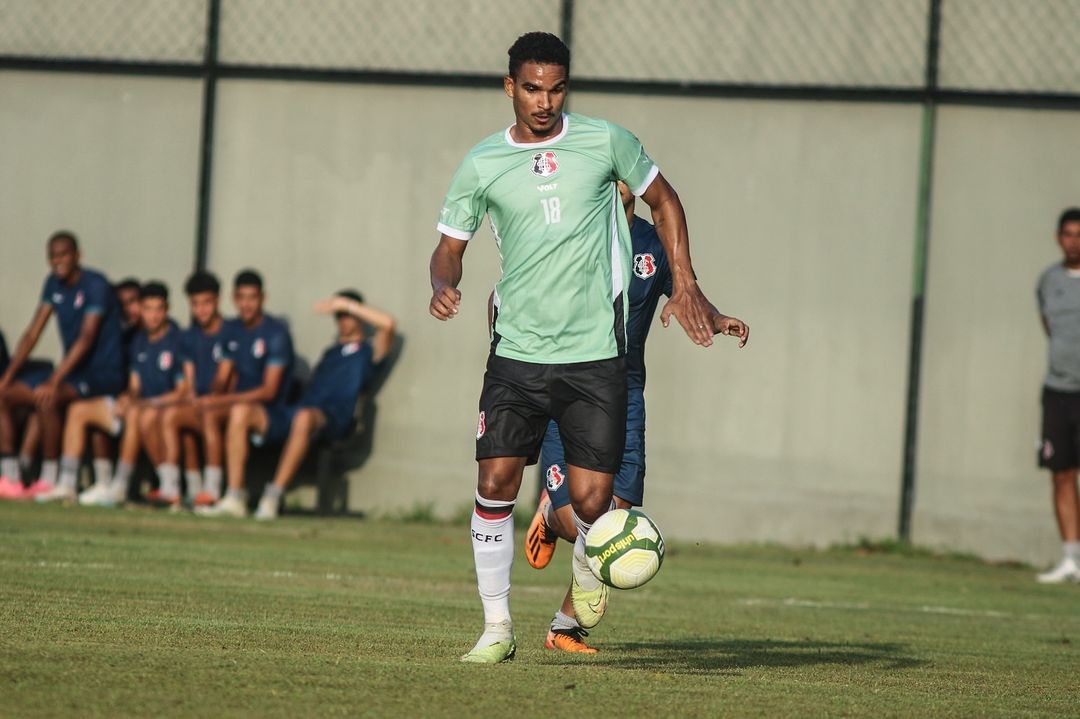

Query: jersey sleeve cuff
[631,164,660,197]
[436,223,474,241]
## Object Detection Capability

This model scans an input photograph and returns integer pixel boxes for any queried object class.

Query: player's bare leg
[181,431,203,500]
[197,402,266,518]
[1038,469,1080,583]
[255,408,326,521]
[564,465,616,631]
[35,384,80,491]
[161,404,209,504]
[0,384,35,492]
[89,429,114,494]
[197,405,229,505]
[48,397,113,504]
[461,456,525,664]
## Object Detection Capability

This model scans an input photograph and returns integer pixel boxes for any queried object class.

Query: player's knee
[476,466,518,502]
[569,486,611,524]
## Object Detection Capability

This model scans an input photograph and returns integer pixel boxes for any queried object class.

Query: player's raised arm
[429,234,468,321]
[639,173,715,348]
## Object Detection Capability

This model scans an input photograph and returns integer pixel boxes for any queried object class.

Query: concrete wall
[914,105,1080,562]
[2,69,1078,565]
[0,71,202,357]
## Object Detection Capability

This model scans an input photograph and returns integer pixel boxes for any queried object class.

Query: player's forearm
[650,188,698,293]
[49,337,94,384]
[336,298,397,330]
[430,243,464,292]
[2,324,47,384]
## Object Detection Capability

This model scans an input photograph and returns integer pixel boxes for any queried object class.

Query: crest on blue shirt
[252,338,266,358]
[633,253,657,280]
[74,291,85,309]
[159,351,173,371]
[341,342,361,356]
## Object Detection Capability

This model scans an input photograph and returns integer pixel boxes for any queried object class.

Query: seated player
[522,182,749,653]
[231,291,396,520]
[157,270,231,507]
[86,277,144,497]
[192,270,294,517]
[42,282,183,505]
[0,231,125,500]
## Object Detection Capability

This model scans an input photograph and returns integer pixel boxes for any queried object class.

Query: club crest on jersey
[531,151,559,178]
[159,351,173,371]
[545,464,565,492]
[212,342,224,362]
[633,252,657,279]
[476,411,486,440]
[252,338,266,358]
[74,290,85,309]
[342,341,361,356]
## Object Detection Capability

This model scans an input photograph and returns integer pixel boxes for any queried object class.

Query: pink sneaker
[22,479,55,498]
[0,476,26,500]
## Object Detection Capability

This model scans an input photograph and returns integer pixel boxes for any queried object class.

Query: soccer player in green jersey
[429,32,719,663]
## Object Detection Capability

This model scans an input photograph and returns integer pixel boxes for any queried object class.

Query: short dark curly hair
[1059,208,1080,234]
[508,32,570,79]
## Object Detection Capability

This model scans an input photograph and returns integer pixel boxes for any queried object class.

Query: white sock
[550,610,580,632]
[471,493,515,626]
[58,456,80,492]
[0,457,20,481]
[93,459,113,487]
[184,469,203,497]
[571,509,601,591]
[40,459,59,485]
[158,464,180,498]
[1065,541,1080,563]
[111,461,134,497]
[204,466,223,498]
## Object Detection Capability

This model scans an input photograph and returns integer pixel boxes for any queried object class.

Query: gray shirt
[1037,263,1080,391]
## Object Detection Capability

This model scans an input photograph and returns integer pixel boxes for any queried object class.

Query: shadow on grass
[578,637,928,675]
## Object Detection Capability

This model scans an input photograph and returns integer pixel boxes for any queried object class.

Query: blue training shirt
[40,268,125,380]
[300,340,375,434]
[222,315,294,403]
[180,321,228,396]
[129,322,184,399]
[625,215,673,392]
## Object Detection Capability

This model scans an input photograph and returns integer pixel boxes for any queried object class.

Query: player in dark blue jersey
[0,232,126,500]
[245,291,396,520]
[522,182,749,653]
[193,270,295,517]
[37,282,185,504]
[156,270,232,507]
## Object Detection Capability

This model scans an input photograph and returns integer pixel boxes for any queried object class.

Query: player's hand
[660,284,715,347]
[713,314,750,348]
[312,298,336,315]
[430,286,462,321]
[33,381,59,409]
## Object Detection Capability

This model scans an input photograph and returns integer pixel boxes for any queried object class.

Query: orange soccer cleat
[524,489,557,569]
[544,627,598,654]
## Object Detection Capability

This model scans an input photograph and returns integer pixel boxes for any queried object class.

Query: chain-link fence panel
[939,0,1080,94]
[0,0,207,63]
[573,0,928,88]
[218,0,561,75]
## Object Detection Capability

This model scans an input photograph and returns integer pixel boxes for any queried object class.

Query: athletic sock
[550,610,581,632]
[263,484,283,500]
[184,469,203,498]
[39,459,58,486]
[111,461,134,497]
[571,509,602,591]
[204,466,223,499]
[57,456,80,493]
[158,464,180,499]
[93,459,113,487]
[225,487,245,501]
[471,492,515,626]
[0,456,20,482]
[1065,541,1080,563]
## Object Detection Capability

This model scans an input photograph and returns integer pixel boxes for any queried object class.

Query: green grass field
[1,502,1077,718]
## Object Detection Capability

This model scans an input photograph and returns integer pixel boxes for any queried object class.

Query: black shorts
[1040,386,1080,471]
[476,353,627,474]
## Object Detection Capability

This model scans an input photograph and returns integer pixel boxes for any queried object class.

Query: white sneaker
[1036,557,1080,584]
[35,484,76,503]
[254,494,279,521]
[195,493,248,518]
[78,483,111,507]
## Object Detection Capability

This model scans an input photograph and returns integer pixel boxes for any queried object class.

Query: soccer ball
[584,508,665,589]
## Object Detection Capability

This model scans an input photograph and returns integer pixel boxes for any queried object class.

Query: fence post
[193,0,222,271]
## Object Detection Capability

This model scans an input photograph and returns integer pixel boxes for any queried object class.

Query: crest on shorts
[531,151,559,178]
[633,252,657,280]
[545,464,565,491]
[1043,439,1055,460]
[74,290,85,309]
[252,338,266,358]
[476,411,486,440]
[159,351,173,371]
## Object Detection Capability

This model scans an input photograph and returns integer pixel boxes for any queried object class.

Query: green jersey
[437,112,658,364]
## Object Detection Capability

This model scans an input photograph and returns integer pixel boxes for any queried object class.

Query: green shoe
[460,622,517,664]
[571,574,609,629]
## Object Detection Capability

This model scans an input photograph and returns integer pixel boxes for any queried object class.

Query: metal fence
[3,0,1080,95]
